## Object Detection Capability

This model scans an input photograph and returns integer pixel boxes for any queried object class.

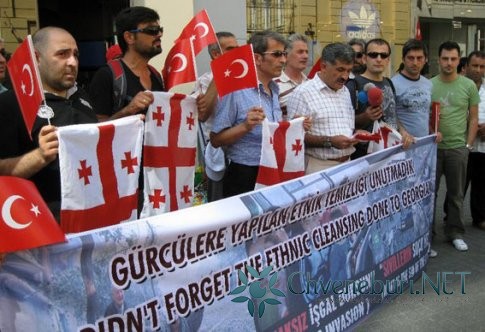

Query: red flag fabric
[367,120,402,154]
[141,92,198,216]
[58,116,144,233]
[210,44,258,98]
[415,19,422,41]
[255,118,305,189]
[176,9,217,56]
[308,57,321,79]
[162,38,196,90]
[0,176,65,253]
[7,35,45,137]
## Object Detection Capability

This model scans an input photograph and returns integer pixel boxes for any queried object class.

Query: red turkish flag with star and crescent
[175,9,217,56]
[141,92,197,216]
[255,117,306,189]
[162,38,196,90]
[210,44,258,98]
[0,176,65,253]
[57,115,144,233]
[7,35,45,138]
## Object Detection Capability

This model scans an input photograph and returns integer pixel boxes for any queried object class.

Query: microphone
[363,82,375,92]
[367,87,383,107]
[357,90,368,104]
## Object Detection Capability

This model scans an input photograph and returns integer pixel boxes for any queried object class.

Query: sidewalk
[355,181,485,331]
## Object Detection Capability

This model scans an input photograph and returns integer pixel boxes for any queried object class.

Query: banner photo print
[0,136,436,332]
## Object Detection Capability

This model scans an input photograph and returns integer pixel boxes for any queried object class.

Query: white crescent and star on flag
[168,53,188,74]
[1,195,40,230]
[224,59,249,79]
[21,63,34,96]
[191,22,209,41]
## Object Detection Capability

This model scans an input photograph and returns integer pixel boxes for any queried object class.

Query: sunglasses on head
[367,52,390,59]
[354,52,363,59]
[262,50,288,58]
[129,26,164,36]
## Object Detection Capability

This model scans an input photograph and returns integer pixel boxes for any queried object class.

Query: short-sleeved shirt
[287,76,355,160]
[212,81,282,166]
[391,73,432,137]
[474,81,485,153]
[431,75,480,149]
[89,60,165,117]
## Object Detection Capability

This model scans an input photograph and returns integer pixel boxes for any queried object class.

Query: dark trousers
[470,152,485,224]
[223,162,259,198]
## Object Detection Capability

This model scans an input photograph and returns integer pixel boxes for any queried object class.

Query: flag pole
[249,45,262,108]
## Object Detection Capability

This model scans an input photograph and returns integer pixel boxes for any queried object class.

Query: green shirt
[431,75,479,149]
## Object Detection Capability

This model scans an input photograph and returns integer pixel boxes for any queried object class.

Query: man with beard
[348,38,366,77]
[0,27,98,219]
[89,6,165,120]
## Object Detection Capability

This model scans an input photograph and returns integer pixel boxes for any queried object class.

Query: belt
[328,155,350,162]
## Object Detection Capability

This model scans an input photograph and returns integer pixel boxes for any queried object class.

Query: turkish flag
[415,19,422,41]
[0,176,65,253]
[367,120,402,154]
[141,92,197,216]
[308,57,321,79]
[255,118,305,189]
[57,115,144,233]
[162,38,196,90]
[175,9,217,56]
[210,44,258,98]
[7,35,45,138]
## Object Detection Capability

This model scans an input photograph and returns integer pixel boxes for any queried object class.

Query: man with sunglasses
[348,38,413,159]
[211,30,287,197]
[89,6,165,121]
[348,38,366,77]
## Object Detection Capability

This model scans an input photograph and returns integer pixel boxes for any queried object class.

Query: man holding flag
[211,30,287,197]
[0,27,98,220]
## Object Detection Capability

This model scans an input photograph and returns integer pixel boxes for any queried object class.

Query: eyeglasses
[367,52,390,59]
[129,26,164,36]
[262,50,288,58]
[354,52,363,59]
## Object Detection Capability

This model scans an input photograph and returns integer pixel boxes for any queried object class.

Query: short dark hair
[321,42,354,65]
[348,38,365,49]
[467,50,485,63]
[438,41,460,57]
[365,38,391,55]
[207,31,236,56]
[115,6,160,54]
[249,30,287,54]
[402,38,428,58]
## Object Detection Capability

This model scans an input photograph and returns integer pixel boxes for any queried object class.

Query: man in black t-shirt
[89,6,165,121]
[0,27,98,219]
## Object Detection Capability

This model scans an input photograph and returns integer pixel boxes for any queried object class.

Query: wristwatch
[466,144,474,151]
[323,136,332,148]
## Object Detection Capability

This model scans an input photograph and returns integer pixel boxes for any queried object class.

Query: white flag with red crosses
[58,115,144,233]
[141,92,198,216]
[367,120,402,154]
[255,117,305,189]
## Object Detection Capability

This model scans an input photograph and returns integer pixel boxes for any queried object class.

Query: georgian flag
[141,92,197,217]
[367,120,403,153]
[255,118,306,189]
[58,116,143,233]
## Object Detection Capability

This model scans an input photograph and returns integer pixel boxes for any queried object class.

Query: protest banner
[0,136,436,332]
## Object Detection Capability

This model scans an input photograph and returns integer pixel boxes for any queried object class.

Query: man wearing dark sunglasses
[89,6,165,121]
[348,38,366,77]
[349,38,414,159]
